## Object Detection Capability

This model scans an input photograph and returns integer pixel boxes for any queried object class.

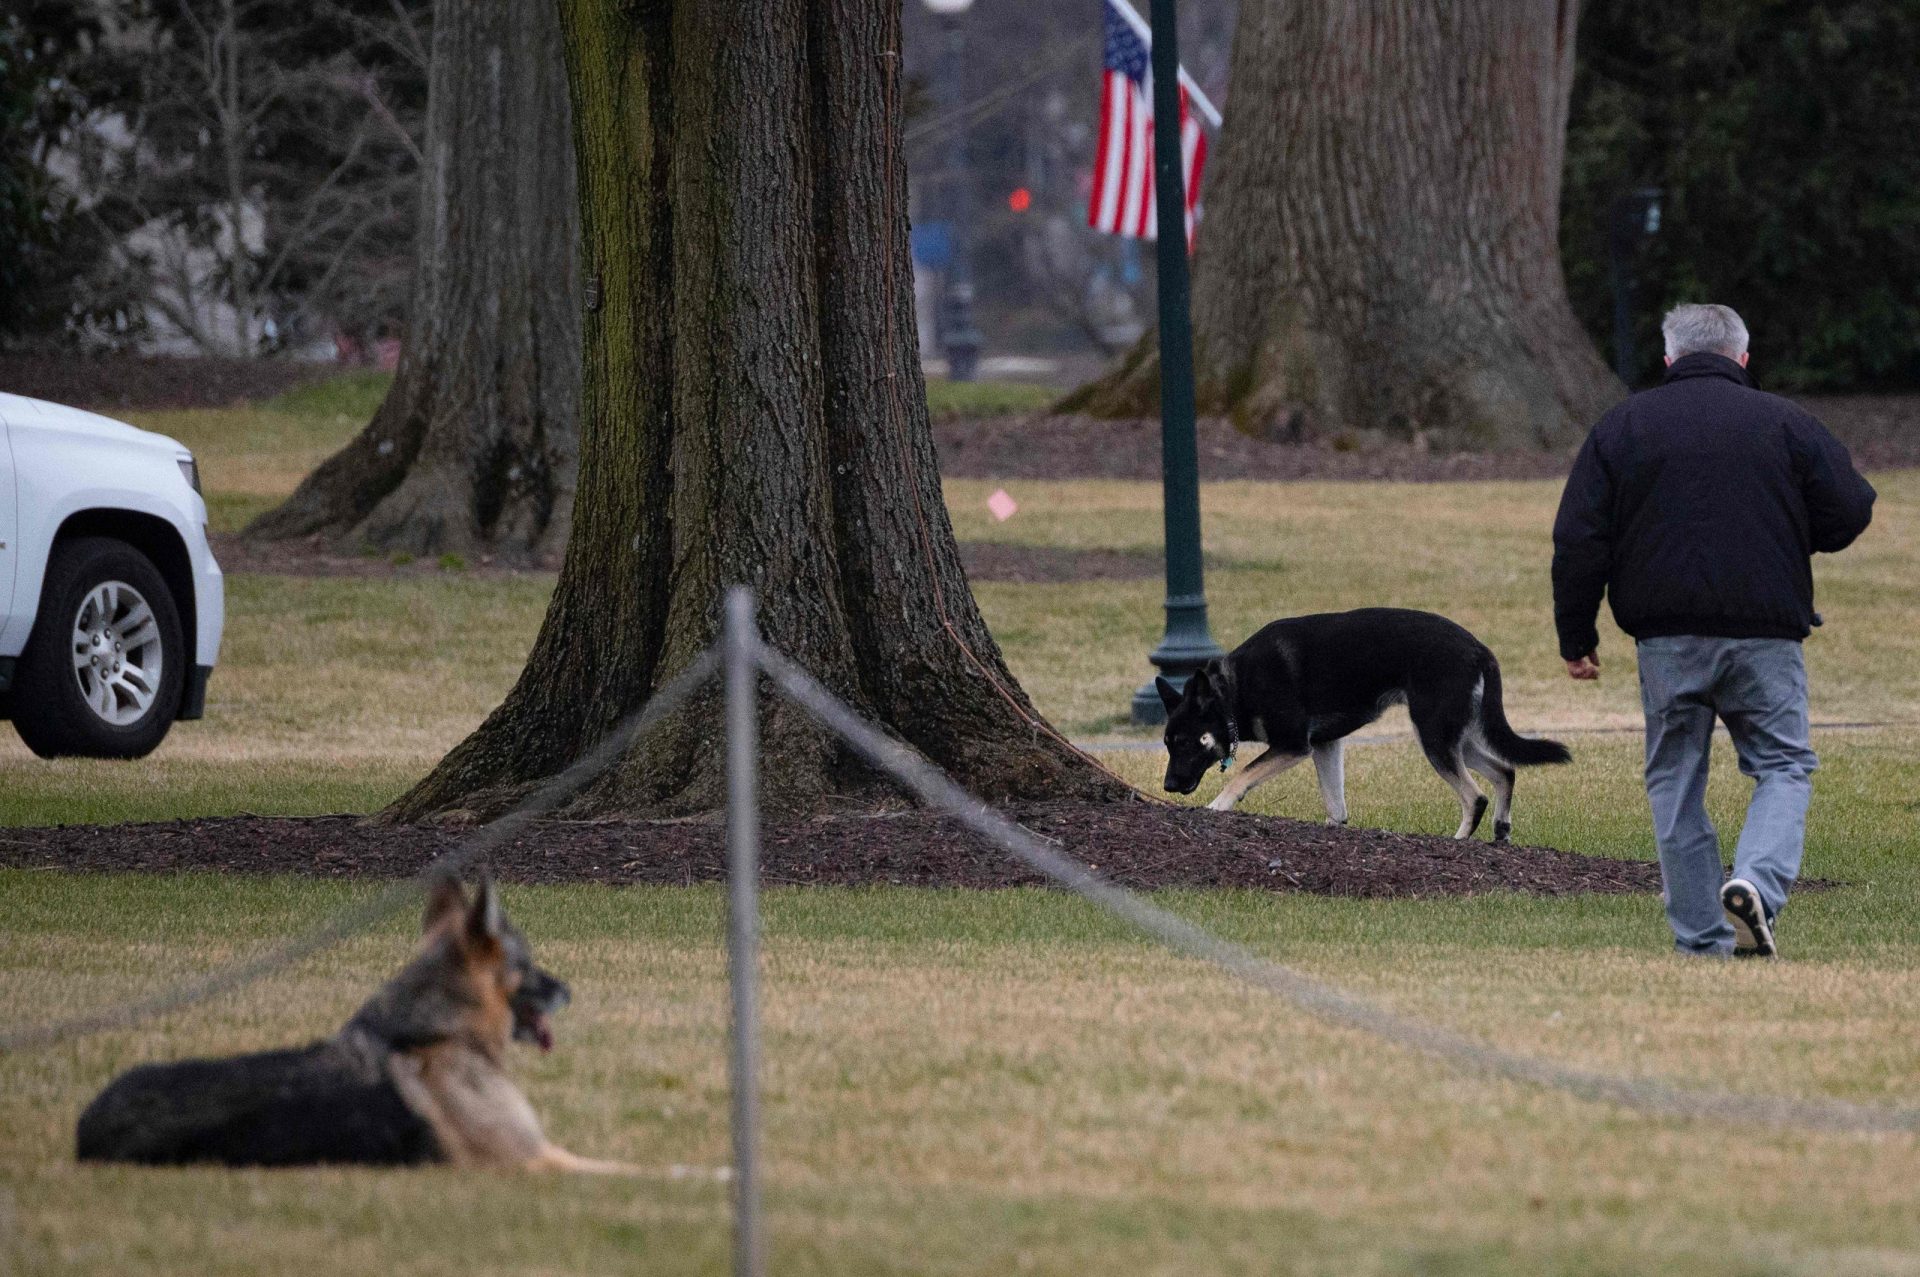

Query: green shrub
[1566,2,1920,391]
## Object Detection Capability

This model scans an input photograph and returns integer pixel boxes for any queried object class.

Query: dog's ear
[1203,657,1229,685]
[1155,676,1182,714]
[466,872,504,946]
[423,875,467,936]
[1186,667,1212,702]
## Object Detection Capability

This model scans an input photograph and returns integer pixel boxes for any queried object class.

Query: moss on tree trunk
[245,0,579,561]
[388,0,1125,821]
[1067,0,1622,451]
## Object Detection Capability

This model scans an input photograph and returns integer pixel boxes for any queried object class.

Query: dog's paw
[1492,820,1512,844]
[1206,794,1237,813]
[1324,817,1348,828]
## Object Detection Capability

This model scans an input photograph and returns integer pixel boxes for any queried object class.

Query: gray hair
[1662,303,1750,360]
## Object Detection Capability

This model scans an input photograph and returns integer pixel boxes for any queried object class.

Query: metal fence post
[723,587,764,1277]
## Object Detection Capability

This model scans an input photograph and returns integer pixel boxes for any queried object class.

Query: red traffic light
[1008,187,1032,213]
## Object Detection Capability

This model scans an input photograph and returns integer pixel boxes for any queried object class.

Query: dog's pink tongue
[533,1013,554,1053]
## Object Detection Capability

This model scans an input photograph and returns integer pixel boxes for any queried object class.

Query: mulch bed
[208,533,1162,584]
[0,353,329,411]
[207,532,559,578]
[957,542,1161,584]
[7,353,1916,479]
[934,398,1920,482]
[933,413,1583,484]
[0,803,1667,898]
[1791,394,1920,472]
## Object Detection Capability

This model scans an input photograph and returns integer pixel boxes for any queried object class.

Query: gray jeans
[1636,636,1817,954]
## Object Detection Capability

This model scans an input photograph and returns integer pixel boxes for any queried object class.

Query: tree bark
[1069,0,1621,450]
[387,0,1123,821]
[245,0,579,561]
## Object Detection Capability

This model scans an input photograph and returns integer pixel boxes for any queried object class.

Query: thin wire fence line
[757,641,1920,1136]
[7,631,1917,1136]
[0,652,719,1055]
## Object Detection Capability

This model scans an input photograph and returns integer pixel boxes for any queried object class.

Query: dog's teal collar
[1219,707,1239,771]
[1209,662,1240,771]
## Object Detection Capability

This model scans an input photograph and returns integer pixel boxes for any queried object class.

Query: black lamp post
[1130,0,1223,725]
[1607,186,1662,387]
[926,0,983,382]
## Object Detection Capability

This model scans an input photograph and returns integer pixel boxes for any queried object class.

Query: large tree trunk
[1070,0,1621,450]
[245,0,579,561]
[388,0,1123,821]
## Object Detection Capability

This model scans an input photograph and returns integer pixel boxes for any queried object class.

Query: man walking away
[1552,303,1875,957]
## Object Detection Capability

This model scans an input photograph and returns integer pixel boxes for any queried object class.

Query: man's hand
[1565,652,1600,681]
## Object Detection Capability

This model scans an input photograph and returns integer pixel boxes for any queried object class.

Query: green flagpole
[1131,0,1223,725]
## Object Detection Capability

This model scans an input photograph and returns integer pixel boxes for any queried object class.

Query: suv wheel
[11,537,184,758]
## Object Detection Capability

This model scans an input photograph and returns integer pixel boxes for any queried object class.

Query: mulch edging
[7,354,1917,480]
[935,408,1920,484]
[933,414,1583,484]
[0,802,1668,898]
[205,534,1167,584]
[0,354,331,412]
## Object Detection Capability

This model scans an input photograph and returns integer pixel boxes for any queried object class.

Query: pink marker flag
[987,489,1018,522]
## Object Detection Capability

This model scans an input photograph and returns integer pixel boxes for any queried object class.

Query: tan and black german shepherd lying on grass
[76,875,627,1172]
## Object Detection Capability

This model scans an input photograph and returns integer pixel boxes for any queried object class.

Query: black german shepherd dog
[1158,608,1570,841]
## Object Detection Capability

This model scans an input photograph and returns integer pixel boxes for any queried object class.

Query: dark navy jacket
[1551,353,1876,661]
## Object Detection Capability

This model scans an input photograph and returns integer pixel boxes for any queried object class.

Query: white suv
[0,393,224,757]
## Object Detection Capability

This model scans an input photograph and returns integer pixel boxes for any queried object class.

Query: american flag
[1087,0,1211,247]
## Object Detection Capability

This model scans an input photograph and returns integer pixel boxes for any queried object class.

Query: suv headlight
[177,456,202,495]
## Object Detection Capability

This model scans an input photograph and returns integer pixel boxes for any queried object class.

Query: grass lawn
[4,872,1918,1276]
[3,383,1918,1275]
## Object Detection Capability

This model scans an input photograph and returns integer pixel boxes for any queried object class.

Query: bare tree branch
[48,0,429,355]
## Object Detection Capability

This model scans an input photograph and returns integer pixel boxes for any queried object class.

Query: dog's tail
[1477,658,1572,767]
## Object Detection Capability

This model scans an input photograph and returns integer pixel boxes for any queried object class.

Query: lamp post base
[1129,593,1225,725]
[939,281,983,383]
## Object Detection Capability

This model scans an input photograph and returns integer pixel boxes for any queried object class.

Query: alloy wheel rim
[69,580,164,726]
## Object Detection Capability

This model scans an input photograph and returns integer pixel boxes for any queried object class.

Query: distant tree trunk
[246,0,579,561]
[388,0,1122,820]
[1069,0,1621,450]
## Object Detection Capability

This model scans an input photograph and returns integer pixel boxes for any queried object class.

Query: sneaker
[1721,878,1777,958]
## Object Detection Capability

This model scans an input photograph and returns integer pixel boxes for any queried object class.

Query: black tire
[11,537,185,759]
